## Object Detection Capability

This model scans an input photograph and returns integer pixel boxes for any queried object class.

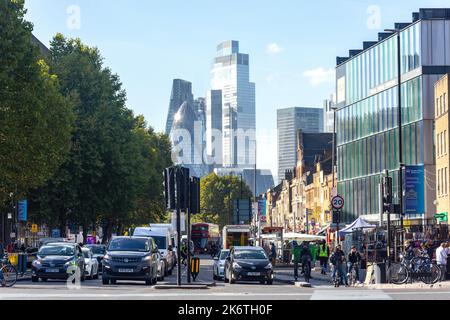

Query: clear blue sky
[25,0,449,180]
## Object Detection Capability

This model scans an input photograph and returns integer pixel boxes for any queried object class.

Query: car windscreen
[39,245,75,256]
[86,246,105,254]
[108,238,150,252]
[234,250,267,260]
[219,251,230,260]
[152,236,166,250]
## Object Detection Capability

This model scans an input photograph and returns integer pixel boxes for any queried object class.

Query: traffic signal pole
[187,206,191,284]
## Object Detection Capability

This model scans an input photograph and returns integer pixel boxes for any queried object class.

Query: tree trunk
[59,209,66,238]
[102,220,113,244]
[82,223,88,245]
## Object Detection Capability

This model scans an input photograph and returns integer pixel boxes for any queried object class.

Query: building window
[444,93,447,113]
[438,169,441,197]
[445,130,447,155]
[436,97,440,117]
[445,167,448,196]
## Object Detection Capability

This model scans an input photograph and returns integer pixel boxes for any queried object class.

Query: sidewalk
[367,281,450,290]
[16,271,32,282]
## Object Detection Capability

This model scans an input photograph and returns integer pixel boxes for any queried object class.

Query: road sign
[190,257,200,281]
[331,195,344,210]
[435,212,448,223]
[31,224,38,233]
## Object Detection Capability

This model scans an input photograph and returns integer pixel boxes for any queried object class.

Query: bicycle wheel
[419,263,441,285]
[304,262,311,283]
[387,263,409,285]
[2,264,18,287]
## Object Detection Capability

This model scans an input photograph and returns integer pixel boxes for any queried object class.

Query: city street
[1,255,449,300]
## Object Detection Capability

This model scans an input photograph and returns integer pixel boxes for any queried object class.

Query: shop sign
[403,165,425,215]
[435,212,448,223]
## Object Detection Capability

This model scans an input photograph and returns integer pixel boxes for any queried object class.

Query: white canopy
[283,232,326,242]
[338,217,376,235]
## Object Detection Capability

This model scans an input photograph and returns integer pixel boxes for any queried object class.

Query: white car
[82,247,99,280]
[156,252,166,281]
[213,249,229,280]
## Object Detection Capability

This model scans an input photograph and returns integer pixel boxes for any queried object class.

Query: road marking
[310,290,393,300]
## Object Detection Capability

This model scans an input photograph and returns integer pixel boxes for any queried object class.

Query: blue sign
[258,199,267,222]
[51,229,61,238]
[18,200,27,222]
[403,165,425,215]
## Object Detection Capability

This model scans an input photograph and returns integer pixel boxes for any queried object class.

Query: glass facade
[335,19,445,222]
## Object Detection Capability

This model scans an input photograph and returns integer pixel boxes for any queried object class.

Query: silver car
[213,249,229,280]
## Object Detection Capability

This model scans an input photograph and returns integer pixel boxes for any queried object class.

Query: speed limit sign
[332,195,344,210]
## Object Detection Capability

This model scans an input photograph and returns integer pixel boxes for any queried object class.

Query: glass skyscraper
[210,41,256,168]
[336,9,450,223]
[277,107,324,183]
[165,79,194,135]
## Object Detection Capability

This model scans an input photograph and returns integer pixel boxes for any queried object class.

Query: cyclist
[292,241,301,281]
[299,242,312,282]
[181,242,188,266]
[330,245,348,286]
[347,246,361,284]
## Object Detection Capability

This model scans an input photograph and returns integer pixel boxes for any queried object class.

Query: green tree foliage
[0,0,74,202]
[199,173,253,228]
[28,34,173,241]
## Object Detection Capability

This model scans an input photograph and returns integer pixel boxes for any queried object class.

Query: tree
[199,173,253,228]
[0,0,74,202]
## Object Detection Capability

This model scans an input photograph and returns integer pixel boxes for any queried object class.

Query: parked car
[82,247,99,280]
[102,236,158,286]
[31,243,85,282]
[224,246,273,285]
[156,252,166,281]
[213,249,230,281]
[85,244,106,271]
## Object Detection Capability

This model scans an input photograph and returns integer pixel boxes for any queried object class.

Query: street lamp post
[385,28,405,250]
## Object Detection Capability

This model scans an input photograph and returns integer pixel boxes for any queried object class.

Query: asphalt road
[1,255,450,300]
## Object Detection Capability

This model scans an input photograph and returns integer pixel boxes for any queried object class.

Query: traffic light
[382,176,393,213]
[189,177,200,214]
[177,167,190,211]
[164,167,176,210]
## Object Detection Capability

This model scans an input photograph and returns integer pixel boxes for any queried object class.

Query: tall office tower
[206,90,223,165]
[210,40,256,168]
[324,94,336,133]
[336,8,450,224]
[170,102,206,178]
[165,79,194,135]
[277,107,323,183]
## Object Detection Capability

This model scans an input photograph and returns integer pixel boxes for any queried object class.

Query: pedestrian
[436,242,449,281]
[318,240,330,275]
[292,241,301,281]
[270,242,277,267]
[330,245,348,286]
[347,246,361,284]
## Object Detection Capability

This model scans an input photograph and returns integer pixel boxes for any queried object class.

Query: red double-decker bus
[191,223,220,254]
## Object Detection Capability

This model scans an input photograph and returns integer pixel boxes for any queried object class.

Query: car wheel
[110,279,117,285]
[31,276,39,283]
[41,278,48,282]
[102,278,109,285]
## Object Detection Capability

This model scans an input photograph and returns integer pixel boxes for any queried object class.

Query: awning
[337,217,376,235]
[283,232,326,242]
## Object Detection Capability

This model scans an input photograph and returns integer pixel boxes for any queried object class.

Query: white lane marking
[311,290,393,300]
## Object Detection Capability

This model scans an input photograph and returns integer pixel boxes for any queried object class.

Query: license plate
[118,269,134,273]
[46,269,59,273]
[247,272,260,276]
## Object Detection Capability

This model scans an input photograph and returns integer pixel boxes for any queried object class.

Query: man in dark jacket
[347,246,361,283]
[330,245,348,286]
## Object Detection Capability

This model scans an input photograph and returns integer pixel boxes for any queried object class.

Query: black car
[85,244,106,271]
[31,243,85,282]
[102,236,159,286]
[224,246,273,285]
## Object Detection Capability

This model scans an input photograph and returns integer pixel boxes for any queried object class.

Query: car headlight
[265,263,273,270]
[232,262,242,269]
[32,260,41,267]
[65,259,77,267]
[103,254,111,262]
[142,255,152,262]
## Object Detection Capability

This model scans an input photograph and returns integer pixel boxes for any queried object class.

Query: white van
[133,227,176,275]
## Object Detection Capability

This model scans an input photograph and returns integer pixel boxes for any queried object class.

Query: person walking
[318,240,330,275]
[347,246,362,284]
[436,242,449,281]
[270,242,277,267]
[292,241,301,281]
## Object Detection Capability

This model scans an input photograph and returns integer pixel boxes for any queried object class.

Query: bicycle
[347,262,359,286]
[387,251,441,285]
[302,259,311,283]
[0,252,18,287]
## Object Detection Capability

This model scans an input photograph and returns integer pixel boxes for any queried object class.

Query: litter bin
[374,262,387,284]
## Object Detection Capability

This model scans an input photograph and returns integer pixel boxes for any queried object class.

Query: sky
[24,0,450,182]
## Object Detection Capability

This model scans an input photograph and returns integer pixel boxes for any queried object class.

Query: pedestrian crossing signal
[190,257,200,281]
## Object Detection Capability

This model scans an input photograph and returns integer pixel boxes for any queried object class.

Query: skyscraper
[165,79,194,135]
[277,107,324,183]
[210,40,256,168]
[206,89,223,165]
[324,95,336,133]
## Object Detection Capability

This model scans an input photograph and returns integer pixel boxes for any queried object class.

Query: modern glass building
[277,107,324,183]
[165,79,194,135]
[336,8,450,223]
[210,41,256,168]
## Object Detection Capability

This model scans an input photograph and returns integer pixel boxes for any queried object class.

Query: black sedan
[224,246,273,285]
[31,243,86,282]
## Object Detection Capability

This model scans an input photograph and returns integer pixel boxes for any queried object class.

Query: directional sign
[435,212,448,223]
[331,196,345,210]
[190,257,200,281]
[31,224,38,233]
